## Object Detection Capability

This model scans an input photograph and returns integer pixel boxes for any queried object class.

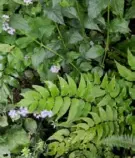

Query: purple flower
[7,27,15,35]
[40,110,48,118]
[8,110,18,118]
[47,111,53,118]
[18,107,28,117]
[50,65,60,73]
[40,110,53,118]
[2,22,10,31]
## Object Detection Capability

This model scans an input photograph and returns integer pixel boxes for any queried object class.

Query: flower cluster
[8,107,28,119]
[50,65,60,73]
[23,0,33,5]
[33,110,53,119]
[2,14,15,35]
[8,107,53,120]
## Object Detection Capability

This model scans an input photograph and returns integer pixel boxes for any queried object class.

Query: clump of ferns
[16,68,133,157]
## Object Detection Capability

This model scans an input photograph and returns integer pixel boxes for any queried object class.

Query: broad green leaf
[125,0,135,19]
[66,75,77,96]
[10,14,30,32]
[16,37,33,49]
[56,97,71,120]
[85,45,104,59]
[24,118,37,133]
[116,61,135,81]
[67,99,80,123]
[46,97,55,110]
[0,115,8,127]
[68,31,83,44]
[88,0,109,19]
[128,49,135,70]
[0,44,14,53]
[45,81,59,97]
[84,16,100,31]
[32,48,46,68]
[45,6,64,24]
[53,96,63,115]
[110,18,129,34]
[62,7,78,19]
[111,0,124,17]
[33,85,50,98]
[58,76,69,96]
[6,128,30,153]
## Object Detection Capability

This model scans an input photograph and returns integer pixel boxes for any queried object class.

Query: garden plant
[1,0,135,158]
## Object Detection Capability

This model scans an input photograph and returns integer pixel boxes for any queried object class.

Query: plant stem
[22,31,80,73]
[102,1,110,66]
[55,23,66,48]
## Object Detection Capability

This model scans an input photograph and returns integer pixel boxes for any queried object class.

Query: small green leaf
[66,75,77,96]
[129,88,135,99]
[67,99,80,123]
[77,74,86,97]
[10,14,30,32]
[24,118,37,133]
[90,112,101,124]
[45,6,64,24]
[58,76,69,96]
[128,49,135,70]
[116,61,135,81]
[101,74,108,89]
[53,96,63,115]
[106,105,114,121]
[45,81,59,97]
[33,85,50,98]
[111,0,124,17]
[56,97,71,120]
[99,107,107,122]
[110,18,129,34]
[0,115,8,127]
[85,45,104,59]
[0,44,14,53]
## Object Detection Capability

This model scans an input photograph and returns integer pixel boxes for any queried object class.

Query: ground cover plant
[1,0,135,157]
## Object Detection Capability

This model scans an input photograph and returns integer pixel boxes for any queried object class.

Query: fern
[17,72,132,157]
[101,135,135,151]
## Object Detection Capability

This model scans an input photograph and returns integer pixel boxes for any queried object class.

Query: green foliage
[1,0,135,157]
[101,135,135,150]
[17,73,132,157]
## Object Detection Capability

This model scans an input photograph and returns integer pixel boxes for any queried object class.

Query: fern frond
[101,135,135,151]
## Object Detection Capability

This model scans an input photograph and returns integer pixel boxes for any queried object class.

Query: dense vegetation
[1,0,135,157]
